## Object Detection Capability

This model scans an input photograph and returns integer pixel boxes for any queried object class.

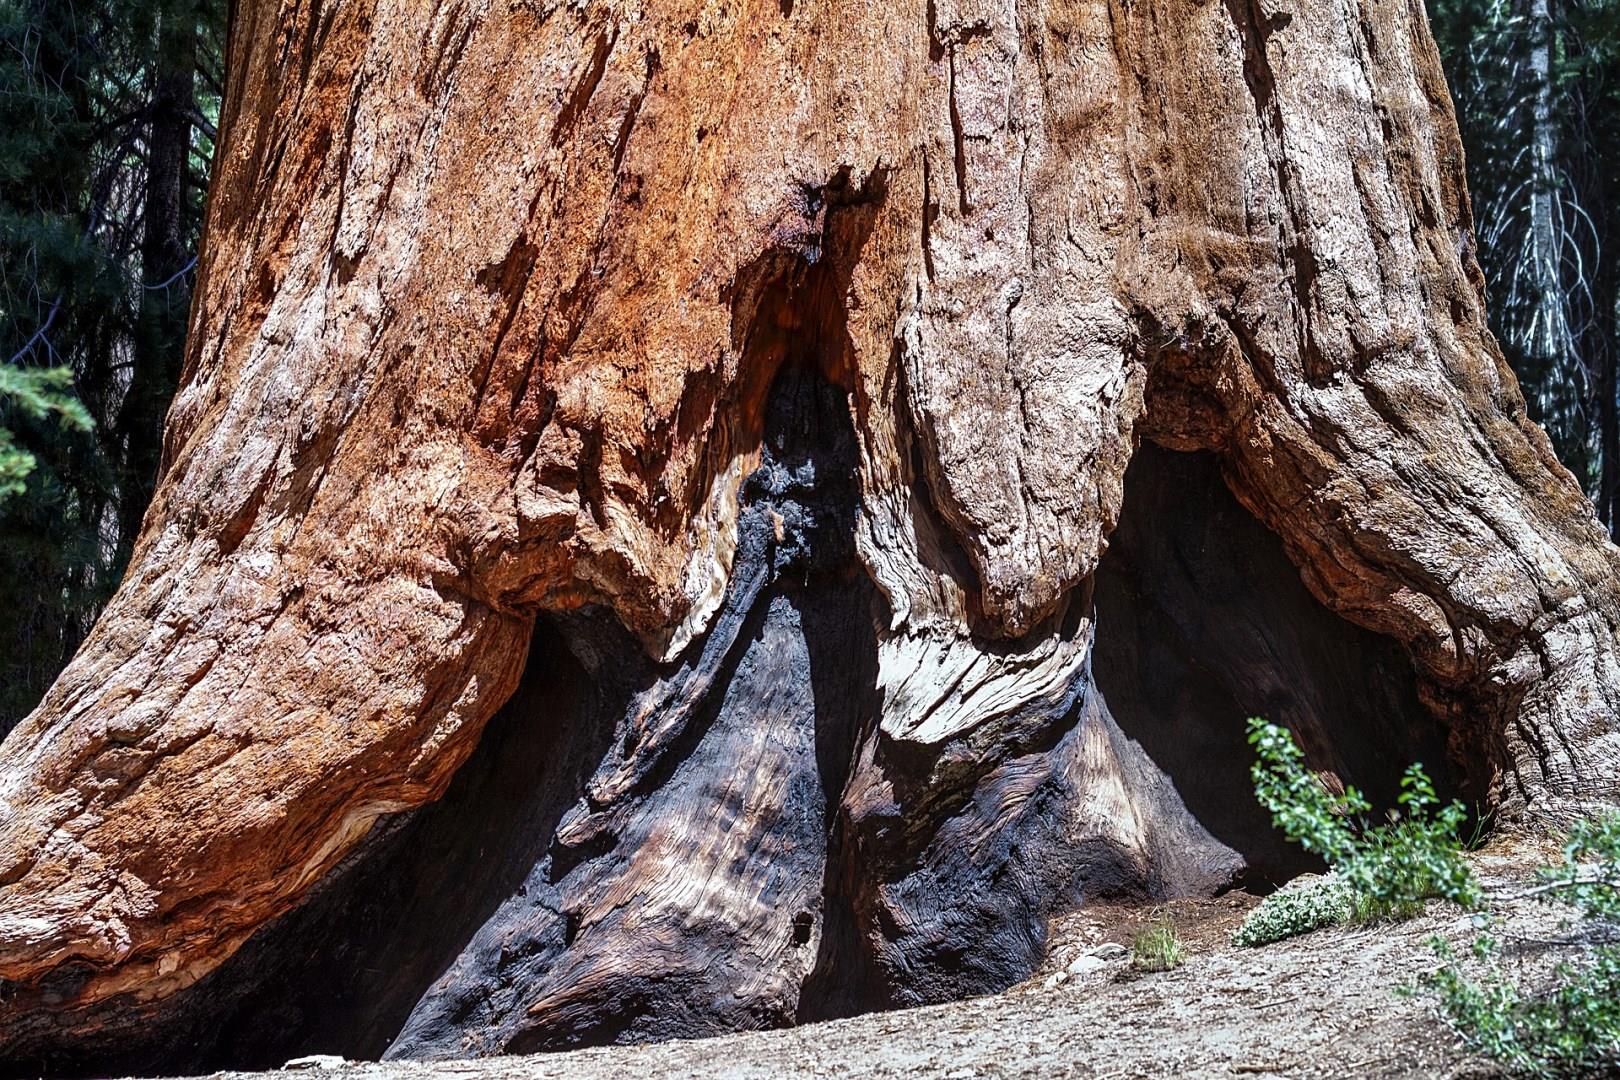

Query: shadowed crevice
[0,612,622,1079]
[1092,442,1466,889]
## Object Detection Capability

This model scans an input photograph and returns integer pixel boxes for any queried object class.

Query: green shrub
[1233,873,1354,947]
[1540,811,1620,922]
[1344,762,1481,922]
[1131,917,1185,972]
[1423,811,1620,1077]
[0,364,91,502]
[1237,719,1479,947]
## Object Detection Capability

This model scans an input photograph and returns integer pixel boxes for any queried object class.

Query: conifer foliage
[0,0,224,726]
[1431,0,1620,529]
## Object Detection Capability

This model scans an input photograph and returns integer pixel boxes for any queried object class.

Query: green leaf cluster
[0,364,92,500]
[1236,719,1479,947]
[1424,811,1620,1077]
[1232,873,1353,948]
[1427,941,1620,1077]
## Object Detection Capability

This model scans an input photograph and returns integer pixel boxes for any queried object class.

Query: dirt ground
[215,844,1596,1080]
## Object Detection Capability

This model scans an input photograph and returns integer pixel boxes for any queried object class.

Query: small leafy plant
[1235,719,1479,947]
[1131,916,1185,973]
[1423,811,1620,1077]
[1232,873,1353,948]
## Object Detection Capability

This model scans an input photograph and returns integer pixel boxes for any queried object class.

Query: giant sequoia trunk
[2,0,1619,1072]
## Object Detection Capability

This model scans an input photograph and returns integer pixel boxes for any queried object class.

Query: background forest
[0,0,1615,729]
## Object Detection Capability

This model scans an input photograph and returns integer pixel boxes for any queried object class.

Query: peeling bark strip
[1,0,1618,1070]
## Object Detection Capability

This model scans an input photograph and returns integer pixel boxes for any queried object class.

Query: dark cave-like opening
[8,386,1495,1077]
[57,195,895,1075]
[168,426,1471,1070]
[96,363,883,1075]
[3,609,633,1080]
[169,611,627,1071]
[1092,442,1466,889]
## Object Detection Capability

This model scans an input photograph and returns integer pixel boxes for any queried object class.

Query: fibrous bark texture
[2,0,1618,1071]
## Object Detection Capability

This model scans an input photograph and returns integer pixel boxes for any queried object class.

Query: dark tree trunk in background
[0,0,221,731]
[120,8,197,561]
[1601,334,1618,539]
[0,0,1618,1073]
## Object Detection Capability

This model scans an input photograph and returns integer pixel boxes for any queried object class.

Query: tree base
[0,371,1501,1077]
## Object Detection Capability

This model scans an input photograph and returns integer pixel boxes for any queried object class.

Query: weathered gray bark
[0,0,1617,1072]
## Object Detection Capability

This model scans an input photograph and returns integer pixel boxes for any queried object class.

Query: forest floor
[229,841,1589,1080]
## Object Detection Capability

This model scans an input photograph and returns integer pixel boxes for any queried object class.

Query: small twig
[143,256,199,292]
[182,107,219,141]
[1495,872,1620,901]
[5,296,63,366]
[1493,925,1620,949]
